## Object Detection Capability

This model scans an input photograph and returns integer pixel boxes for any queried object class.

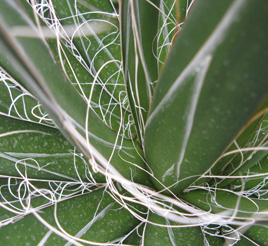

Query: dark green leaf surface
[0,0,148,185]
[144,211,223,246]
[157,0,193,69]
[196,104,268,188]
[0,73,54,126]
[182,189,268,218]
[0,112,150,185]
[45,39,127,133]
[178,0,192,22]
[0,114,104,182]
[144,0,268,194]
[217,112,268,188]
[121,0,160,144]
[228,154,268,198]
[19,0,129,132]
[20,0,123,103]
[0,186,142,245]
[240,225,268,246]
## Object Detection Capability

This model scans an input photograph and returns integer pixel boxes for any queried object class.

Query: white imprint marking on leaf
[0,130,51,138]
[166,218,177,246]
[37,230,53,246]
[10,22,114,38]
[4,152,74,158]
[145,0,247,178]
[147,0,246,127]
[162,163,175,182]
[175,55,212,178]
[31,209,84,246]
[64,203,114,245]
[0,153,78,181]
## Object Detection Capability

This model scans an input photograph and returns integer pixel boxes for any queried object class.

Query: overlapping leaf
[20,0,128,132]
[0,0,148,185]
[0,182,144,245]
[144,0,268,194]
[121,0,160,145]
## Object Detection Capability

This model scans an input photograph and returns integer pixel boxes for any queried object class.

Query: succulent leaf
[144,0,268,194]
[0,0,268,245]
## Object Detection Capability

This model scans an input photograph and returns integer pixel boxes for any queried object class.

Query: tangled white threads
[2,0,268,245]
[0,68,53,125]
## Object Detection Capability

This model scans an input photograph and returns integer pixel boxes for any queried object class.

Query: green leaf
[181,189,268,218]
[144,211,223,246]
[238,225,268,246]
[0,0,148,185]
[0,184,143,244]
[195,102,268,188]
[178,0,193,22]
[0,114,105,182]
[122,224,144,245]
[46,40,127,132]
[121,0,160,144]
[19,0,129,132]
[157,0,193,68]
[144,0,268,194]
[2,1,268,245]
[0,70,54,126]
[0,113,151,185]
[228,154,268,198]
[216,111,268,188]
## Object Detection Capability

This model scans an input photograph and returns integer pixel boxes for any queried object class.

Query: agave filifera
[0,0,268,245]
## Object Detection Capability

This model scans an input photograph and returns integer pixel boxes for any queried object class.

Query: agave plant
[0,0,268,245]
